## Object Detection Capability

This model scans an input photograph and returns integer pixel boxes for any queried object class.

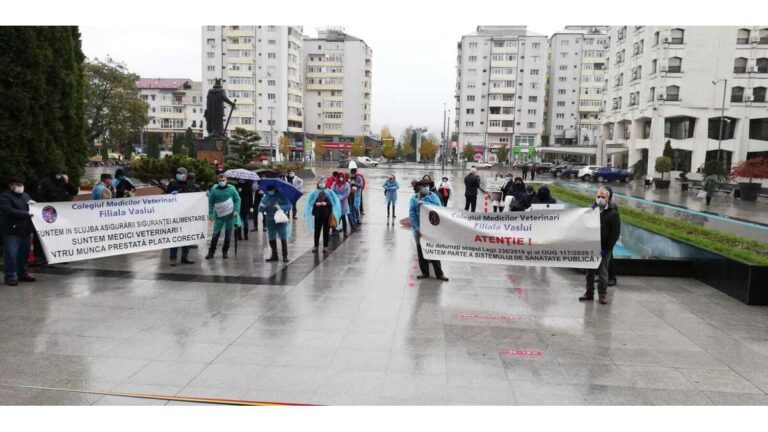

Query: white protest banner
[419,204,601,269]
[30,192,209,264]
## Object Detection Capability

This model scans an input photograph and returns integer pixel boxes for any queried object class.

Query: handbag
[696,190,707,200]
[328,212,337,229]
[273,207,289,224]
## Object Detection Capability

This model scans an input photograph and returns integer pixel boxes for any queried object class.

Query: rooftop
[136,78,194,90]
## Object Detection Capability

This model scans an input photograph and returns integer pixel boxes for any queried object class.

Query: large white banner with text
[419,205,601,269]
[30,193,209,264]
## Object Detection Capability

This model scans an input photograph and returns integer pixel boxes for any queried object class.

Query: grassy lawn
[540,183,768,266]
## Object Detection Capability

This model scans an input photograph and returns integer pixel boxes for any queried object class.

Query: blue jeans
[348,207,358,229]
[3,234,31,281]
[169,246,190,261]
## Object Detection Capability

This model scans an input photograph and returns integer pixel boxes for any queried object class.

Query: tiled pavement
[1,168,767,405]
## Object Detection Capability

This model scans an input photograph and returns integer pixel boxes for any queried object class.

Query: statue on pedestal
[204,78,236,137]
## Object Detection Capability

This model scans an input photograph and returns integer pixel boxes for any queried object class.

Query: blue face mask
[218,181,227,188]
[420,187,429,195]
[176,174,186,182]
[318,184,326,190]
[268,190,276,196]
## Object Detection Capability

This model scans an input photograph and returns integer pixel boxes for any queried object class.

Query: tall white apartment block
[136,78,204,147]
[455,26,548,163]
[303,29,372,138]
[542,26,609,164]
[201,25,304,159]
[602,26,768,174]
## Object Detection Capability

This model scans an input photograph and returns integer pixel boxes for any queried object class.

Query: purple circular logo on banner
[428,210,440,226]
[42,206,58,223]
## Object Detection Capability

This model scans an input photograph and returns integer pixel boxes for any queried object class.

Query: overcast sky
[80,23,562,140]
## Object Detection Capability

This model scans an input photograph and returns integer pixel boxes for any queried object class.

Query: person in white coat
[284,170,304,219]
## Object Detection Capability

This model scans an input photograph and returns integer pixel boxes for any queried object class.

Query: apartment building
[136,78,204,149]
[201,25,305,160]
[542,26,609,164]
[454,26,548,163]
[303,28,372,159]
[602,26,768,174]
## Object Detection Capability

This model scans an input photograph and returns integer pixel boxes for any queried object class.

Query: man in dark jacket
[463,168,484,212]
[166,167,196,266]
[114,168,136,198]
[0,176,36,286]
[37,166,79,202]
[531,185,556,204]
[235,178,254,240]
[580,186,621,305]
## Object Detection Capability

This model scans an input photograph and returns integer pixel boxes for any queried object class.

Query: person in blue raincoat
[304,176,342,254]
[206,174,241,260]
[409,179,449,282]
[383,174,399,221]
[331,172,351,236]
[348,177,361,232]
[259,184,292,262]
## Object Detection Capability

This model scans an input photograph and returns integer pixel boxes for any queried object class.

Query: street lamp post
[268,105,275,164]
[712,79,728,167]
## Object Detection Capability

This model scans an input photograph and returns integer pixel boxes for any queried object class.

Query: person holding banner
[206,174,241,260]
[305,177,341,254]
[0,176,36,286]
[409,179,449,282]
[167,167,197,266]
[260,184,292,262]
[580,186,621,305]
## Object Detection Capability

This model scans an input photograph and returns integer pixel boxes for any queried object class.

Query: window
[527,109,536,115]
[668,57,682,73]
[268,39,276,45]
[559,65,568,71]
[501,120,514,127]
[268,80,276,86]
[654,31,660,46]
[731,86,744,102]
[268,52,276,59]
[651,59,657,74]
[750,118,768,140]
[467,95,475,101]
[466,109,475,114]
[761,28,768,44]
[206,26,215,31]
[467,82,476,89]
[737,29,750,44]
[649,86,656,101]
[556,113,564,119]
[665,116,695,139]
[465,121,474,127]
[502,107,513,114]
[529,96,538,102]
[206,38,215,45]
[532,42,541,49]
[468,55,477,62]
[469,42,478,49]
[556,125,564,131]
[618,26,626,41]
[734,57,748,73]
[709,117,737,139]
[489,120,501,127]
[561,40,569,46]
[561,52,568,58]
[527,122,536,128]
[558,89,566,95]
[558,77,567,82]
[670,28,685,44]
[666,85,680,101]
[758,58,768,73]
[207,65,215,72]
[267,93,276,100]
[207,52,214,59]
[530,69,539,75]
[755,87,767,103]
[556,101,565,107]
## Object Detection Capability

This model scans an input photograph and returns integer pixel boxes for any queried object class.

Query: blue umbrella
[257,178,303,205]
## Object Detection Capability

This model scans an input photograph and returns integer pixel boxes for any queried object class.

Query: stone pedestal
[195,137,228,164]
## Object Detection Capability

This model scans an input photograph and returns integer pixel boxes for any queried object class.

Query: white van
[356,156,378,167]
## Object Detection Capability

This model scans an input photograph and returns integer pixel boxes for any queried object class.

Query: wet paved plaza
[1,168,768,405]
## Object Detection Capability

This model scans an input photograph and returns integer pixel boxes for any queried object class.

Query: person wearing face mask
[409,179,449,282]
[113,168,136,198]
[350,168,366,216]
[463,168,485,212]
[92,173,114,200]
[259,184,293,262]
[531,185,556,205]
[580,186,621,305]
[437,177,452,207]
[383,174,400,221]
[0,176,36,286]
[37,166,79,203]
[491,173,505,212]
[284,170,304,220]
[206,174,241,260]
[508,177,527,211]
[234,178,254,241]
[305,177,341,253]
[501,174,515,210]
[347,175,361,232]
[331,172,351,236]
[166,167,197,266]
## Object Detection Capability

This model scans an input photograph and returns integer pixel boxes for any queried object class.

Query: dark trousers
[360,193,364,214]
[608,255,616,281]
[586,251,611,296]
[440,196,449,207]
[292,204,298,218]
[417,240,444,278]
[387,201,396,217]
[169,246,190,261]
[706,195,712,205]
[209,229,232,254]
[522,172,528,180]
[3,234,31,281]
[464,194,477,212]
[531,171,535,181]
[314,212,331,247]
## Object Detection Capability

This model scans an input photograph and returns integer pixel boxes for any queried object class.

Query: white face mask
[12,186,24,194]
[596,197,607,207]
[218,181,227,187]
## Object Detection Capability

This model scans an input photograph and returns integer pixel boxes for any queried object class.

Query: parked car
[560,165,586,179]
[552,163,574,177]
[472,161,494,169]
[578,165,603,181]
[535,162,555,174]
[339,159,375,168]
[593,167,631,183]
[355,156,378,167]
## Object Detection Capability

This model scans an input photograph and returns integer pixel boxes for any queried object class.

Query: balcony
[734,67,747,74]
[669,37,684,45]
[737,38,750,44]
[666,66,681,73]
